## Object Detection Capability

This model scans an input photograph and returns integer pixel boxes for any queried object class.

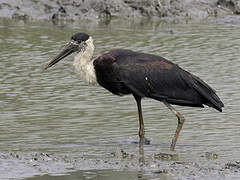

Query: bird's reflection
[139,137,145,165]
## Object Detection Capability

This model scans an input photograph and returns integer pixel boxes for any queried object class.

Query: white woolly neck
[73,36,97,84]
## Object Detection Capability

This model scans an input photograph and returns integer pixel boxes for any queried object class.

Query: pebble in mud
[120,149,134,159]
[31,152,53,162]
[153,152,178,161]
[9,152,20,159]
[153,169,168,174]
[225,162,240,170]
[205,152,218,160]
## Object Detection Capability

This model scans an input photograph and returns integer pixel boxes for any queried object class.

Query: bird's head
[44,32,92,69]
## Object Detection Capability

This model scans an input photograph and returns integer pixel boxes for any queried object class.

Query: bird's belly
[97,77,131,96]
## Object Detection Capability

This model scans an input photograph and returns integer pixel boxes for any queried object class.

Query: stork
[45,32,224,150]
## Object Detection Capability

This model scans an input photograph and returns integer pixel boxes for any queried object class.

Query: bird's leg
[133,94,146,164]
[133,94,150,146]
[133,95,145,139]
[163,101,185,151]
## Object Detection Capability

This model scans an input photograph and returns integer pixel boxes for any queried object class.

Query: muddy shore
[1,151,240,179]
[0,0,240,22]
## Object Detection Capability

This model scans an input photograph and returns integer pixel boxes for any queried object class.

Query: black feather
[71,33,89,42]
[93,49,224,112]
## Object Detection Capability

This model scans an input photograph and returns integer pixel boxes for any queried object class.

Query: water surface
[0,18,239,179]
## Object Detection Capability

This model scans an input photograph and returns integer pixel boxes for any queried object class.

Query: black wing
[109,50,224,112]
[94,50,133,95]
[94,49,223,112]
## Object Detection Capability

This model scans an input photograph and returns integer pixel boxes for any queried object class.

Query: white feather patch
[73,36,97,84]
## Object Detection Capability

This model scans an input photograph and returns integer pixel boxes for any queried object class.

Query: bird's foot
[142,137,151,145]
[131,137,151,145]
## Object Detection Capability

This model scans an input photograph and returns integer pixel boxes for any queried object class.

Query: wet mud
[0,0,240,22]
[1,150,240,179]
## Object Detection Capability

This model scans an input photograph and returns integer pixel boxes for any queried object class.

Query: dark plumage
[45,33,224,151]
[94,49,223,112]
[71,33,89,42]
[93,49,224,150]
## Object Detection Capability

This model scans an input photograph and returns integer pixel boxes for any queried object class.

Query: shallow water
[0,18,240,179]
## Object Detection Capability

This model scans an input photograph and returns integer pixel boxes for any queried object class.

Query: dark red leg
[163,101,185,151]
[133,94,145,138]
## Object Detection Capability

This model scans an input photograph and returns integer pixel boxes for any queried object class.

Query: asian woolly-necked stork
[44,32,224,151]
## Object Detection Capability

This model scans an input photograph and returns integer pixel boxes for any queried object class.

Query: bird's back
[94,49,224,112]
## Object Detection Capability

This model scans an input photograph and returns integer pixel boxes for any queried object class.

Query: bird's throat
[73,37,96,84]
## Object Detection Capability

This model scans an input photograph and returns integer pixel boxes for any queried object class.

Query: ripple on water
[0,19,239,179]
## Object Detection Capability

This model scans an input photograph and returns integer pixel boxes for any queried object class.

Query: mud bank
[0,0,239,22]
[1,151,240,179]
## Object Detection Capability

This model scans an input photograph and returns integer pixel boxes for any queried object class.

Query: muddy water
[0,18,240,179]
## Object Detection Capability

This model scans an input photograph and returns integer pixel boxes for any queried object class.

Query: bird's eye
[78,40,82,44]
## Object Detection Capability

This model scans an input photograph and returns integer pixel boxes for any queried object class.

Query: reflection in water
[0,18,240,179]
[139,138,145,165]
[25,169,151,180]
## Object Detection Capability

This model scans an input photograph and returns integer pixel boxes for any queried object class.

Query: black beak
[44,42,79,69]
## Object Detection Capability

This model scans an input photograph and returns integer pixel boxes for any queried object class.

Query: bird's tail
[192,74,224,112]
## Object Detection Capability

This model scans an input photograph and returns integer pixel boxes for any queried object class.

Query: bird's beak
[44,41,79,69]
